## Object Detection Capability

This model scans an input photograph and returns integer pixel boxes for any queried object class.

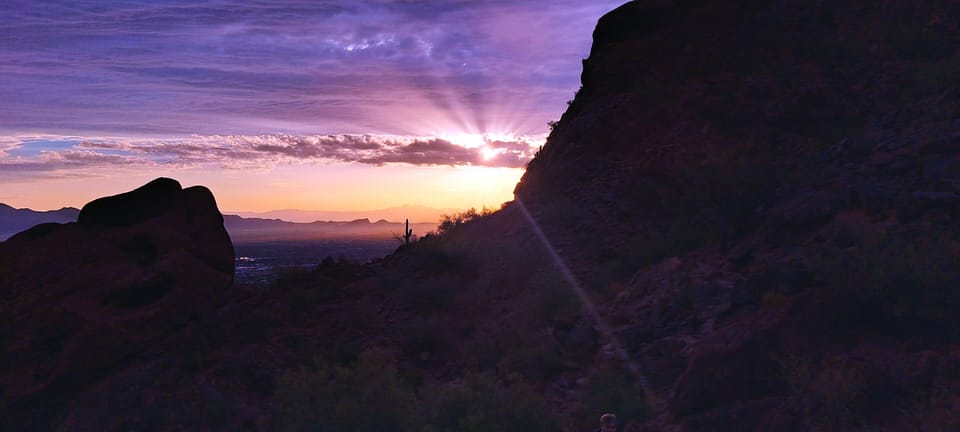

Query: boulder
[0,178,234,430]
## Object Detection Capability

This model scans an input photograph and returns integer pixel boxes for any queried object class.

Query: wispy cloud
[0,0,623,136]
[0,133,543,175]
[0,136,20,156]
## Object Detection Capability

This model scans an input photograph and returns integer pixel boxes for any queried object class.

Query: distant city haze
[0,1,624,211]
[0,201,445,242]
[230,204,458,224]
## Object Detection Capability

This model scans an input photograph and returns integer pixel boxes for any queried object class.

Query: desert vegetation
[270,350,559,432]
[435,206,496,235]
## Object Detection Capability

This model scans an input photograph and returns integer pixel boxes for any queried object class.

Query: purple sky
[0,0,623,212]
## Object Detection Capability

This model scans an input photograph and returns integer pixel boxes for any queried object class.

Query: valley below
[233,238,399,286]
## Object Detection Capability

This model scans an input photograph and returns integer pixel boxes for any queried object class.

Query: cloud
[43,149,146,166]
[1,133,543,173]
[0,0,624,136]
[0,136,20,157]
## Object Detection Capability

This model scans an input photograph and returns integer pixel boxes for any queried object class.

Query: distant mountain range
[227,204,458,224]
[223,215,437,243]
[0,203,79,240]
[0,203,439,243]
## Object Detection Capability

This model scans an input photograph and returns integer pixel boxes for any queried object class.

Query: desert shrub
[270,352,559,432]
[314,256,364,280]
[811,357,865,424]
[381,246,478,315]
[902,380,960,432]
[320,337,364,366]
[264,263,366,317]
[269,268,315,287]
[529,267,580,324]
[667,275,695,313]
[579,368,651,429]
[499,341,568,383]
[880,12,954,62]
[196,386,239,428]
[270,350,422,432]
[436,207,494,234]
[780,354,868,430]
[784,347,960,431]
[780,354,816,396]
[230,308,272,341]
[761,290,787,308]
[392,238,474,276]
[392,278,459,313]
[813,226,960,343]
[421,372,559,432]
[398,317,456,357]
[912,54,960,95]
[174,324,224,374]
[461,336,501,371]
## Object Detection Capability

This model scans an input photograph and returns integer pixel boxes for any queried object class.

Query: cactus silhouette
[403,218,413,245]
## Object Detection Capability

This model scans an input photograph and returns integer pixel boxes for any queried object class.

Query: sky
[0,0,624,213]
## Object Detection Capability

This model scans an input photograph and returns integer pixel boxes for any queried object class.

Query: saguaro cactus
[403,218,413,245]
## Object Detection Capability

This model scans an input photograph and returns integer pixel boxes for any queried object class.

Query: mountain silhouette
[0,203,79,240]
[230,204,457,224]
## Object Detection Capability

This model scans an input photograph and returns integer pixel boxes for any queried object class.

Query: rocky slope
[513,0,960,430]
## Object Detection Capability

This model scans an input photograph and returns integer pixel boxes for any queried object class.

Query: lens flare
[515,199,665,413]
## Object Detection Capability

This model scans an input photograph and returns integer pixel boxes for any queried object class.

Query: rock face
[0,178,234,430]
[512,0,960,430]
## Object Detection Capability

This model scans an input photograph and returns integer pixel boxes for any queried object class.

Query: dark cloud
[363,138,478,165]
[48,149,147,166]
[5,133,540,171]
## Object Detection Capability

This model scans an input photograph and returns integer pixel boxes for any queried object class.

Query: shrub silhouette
[578,368,651,430]
[813,226,960,342]
[270,351,560,431]
[270,350,420,432]
[420,372,559,432]
[437,207,494,234]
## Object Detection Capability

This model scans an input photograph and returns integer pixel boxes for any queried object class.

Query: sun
[443,132,498,162]
[446,133,487,148]
[438,131,541,164]
[480,146,500,161]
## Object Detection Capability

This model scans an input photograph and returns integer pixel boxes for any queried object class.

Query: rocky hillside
[2,1,959,431]
[513,0,960,430]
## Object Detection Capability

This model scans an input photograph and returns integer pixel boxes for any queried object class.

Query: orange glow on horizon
[1,163,524,214]
[0,130,538,214]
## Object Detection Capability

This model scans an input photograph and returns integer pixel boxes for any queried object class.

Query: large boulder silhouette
[0,178,234,430]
